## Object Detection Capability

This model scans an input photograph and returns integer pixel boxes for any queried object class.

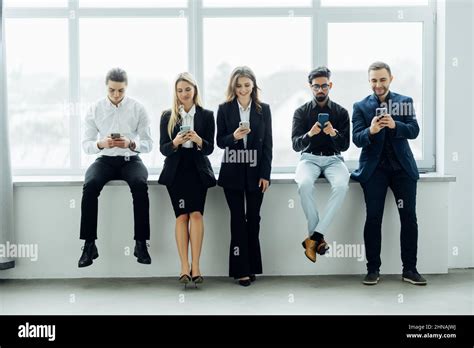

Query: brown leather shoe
[301,238,317,263]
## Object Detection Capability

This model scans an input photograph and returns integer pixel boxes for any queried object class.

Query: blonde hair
[225,66,262,113]
[167,72,203,138]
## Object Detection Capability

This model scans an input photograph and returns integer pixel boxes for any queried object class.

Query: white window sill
[12,173,456,187]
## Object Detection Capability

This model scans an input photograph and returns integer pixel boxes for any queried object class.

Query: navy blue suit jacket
[351,92,420,183]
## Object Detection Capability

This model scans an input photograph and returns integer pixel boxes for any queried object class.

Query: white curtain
[0,1,15,271]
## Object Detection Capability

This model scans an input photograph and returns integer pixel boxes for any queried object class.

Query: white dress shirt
[82,96,153,156]
[179,104,196,149]
[237,100,251,148]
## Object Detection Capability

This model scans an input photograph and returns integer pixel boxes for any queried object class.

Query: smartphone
[375,107,388,120]
[317,113,330,128]
[179,125,191,134]
[239,121,250,129]
[110,133,121,139]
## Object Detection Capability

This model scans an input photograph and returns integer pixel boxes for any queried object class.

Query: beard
[315,93,328,103]
[373,86,388,96]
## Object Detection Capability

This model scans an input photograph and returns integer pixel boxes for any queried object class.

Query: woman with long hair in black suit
[159,72,216,287]
[216,66,273,287]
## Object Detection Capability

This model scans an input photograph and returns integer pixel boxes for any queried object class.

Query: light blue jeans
[295,152,350,236]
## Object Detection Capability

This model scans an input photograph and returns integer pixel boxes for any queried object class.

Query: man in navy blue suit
[352,62,426,286]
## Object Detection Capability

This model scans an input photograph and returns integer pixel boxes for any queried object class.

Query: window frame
[4,0,436,175]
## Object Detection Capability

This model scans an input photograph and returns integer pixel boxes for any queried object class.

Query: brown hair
[225,66,262,114]
[368,61,392,76]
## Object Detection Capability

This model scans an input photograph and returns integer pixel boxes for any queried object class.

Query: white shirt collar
[237,99,252,112]
[179,104,196,118]
[106,95,128,109]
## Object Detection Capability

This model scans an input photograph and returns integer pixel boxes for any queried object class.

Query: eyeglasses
[311,83,330,91]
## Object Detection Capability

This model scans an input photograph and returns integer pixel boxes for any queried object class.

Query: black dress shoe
[134,241,151,264]
[78,241,98,268]
[238,279,251,287]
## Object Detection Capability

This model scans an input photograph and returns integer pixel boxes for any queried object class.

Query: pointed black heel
[179,274,191,289]
[191,269,204,288]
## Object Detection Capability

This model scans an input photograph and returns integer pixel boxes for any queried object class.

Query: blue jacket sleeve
[352,102,372,148]
[393,97,420,140]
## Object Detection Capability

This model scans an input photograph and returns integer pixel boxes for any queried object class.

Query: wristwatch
[128,140,140,153]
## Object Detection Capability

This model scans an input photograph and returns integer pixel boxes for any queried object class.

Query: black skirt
[166,148,208,218]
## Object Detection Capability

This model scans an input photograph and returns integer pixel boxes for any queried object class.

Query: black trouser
[223,188,264,279]
[361,167,418,273]
[80,156,150,241]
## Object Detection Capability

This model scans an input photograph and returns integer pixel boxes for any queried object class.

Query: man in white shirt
[78,68,154,267]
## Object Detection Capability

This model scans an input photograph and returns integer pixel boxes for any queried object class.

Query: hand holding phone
[234,121,251,140]
[179,125,191,135]
[317,113,330,128]
[375,107,388,120]
[239,121,250,129]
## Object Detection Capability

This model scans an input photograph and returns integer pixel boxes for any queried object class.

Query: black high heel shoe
[249,275,256,282]
[191,269,204,287]
[238,277,251,287]
[192,275,204,284]
[179,273,191,288]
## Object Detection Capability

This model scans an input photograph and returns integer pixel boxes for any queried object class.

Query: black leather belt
[306,150,340,156]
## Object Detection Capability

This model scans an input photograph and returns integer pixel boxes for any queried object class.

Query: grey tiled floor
[0,269,472,315]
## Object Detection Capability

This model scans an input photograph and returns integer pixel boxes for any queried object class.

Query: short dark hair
[105,68,128,85]
[368,61,392,76]
[308,66,331,83]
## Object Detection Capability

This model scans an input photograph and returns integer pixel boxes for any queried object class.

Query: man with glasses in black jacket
[292,67,350,264]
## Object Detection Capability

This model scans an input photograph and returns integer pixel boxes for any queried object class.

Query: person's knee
[190,212,203,222]
[297,179,314,195]
[82,180,103,195]
[366,206,383,225]
[246,207,261,223]
[176,214,189,223]
[399,208,417,223]
[128,178,148,192]
[332,182,349,195]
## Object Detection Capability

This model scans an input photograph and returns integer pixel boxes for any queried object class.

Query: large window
[79,18,188,170]
[327,22,424,161]
[321,0,429,6]
[5,0,67,7]
[203,0,312,7]
[79,0,186,7]
[6,19,69,169]
[203,17,312,169]
[4,0,436,175]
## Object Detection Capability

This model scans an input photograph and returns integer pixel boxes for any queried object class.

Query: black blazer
[216,99,273,191]
[158,106,217,188]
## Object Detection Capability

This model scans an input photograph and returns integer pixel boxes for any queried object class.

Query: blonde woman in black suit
[159,72,216,287]
[216,66,273,287]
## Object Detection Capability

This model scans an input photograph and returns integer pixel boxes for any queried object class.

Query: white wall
[442,0,474,268]
[1,179,451,279]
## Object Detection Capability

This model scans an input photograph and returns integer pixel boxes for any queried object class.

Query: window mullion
[68,0,81,174]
